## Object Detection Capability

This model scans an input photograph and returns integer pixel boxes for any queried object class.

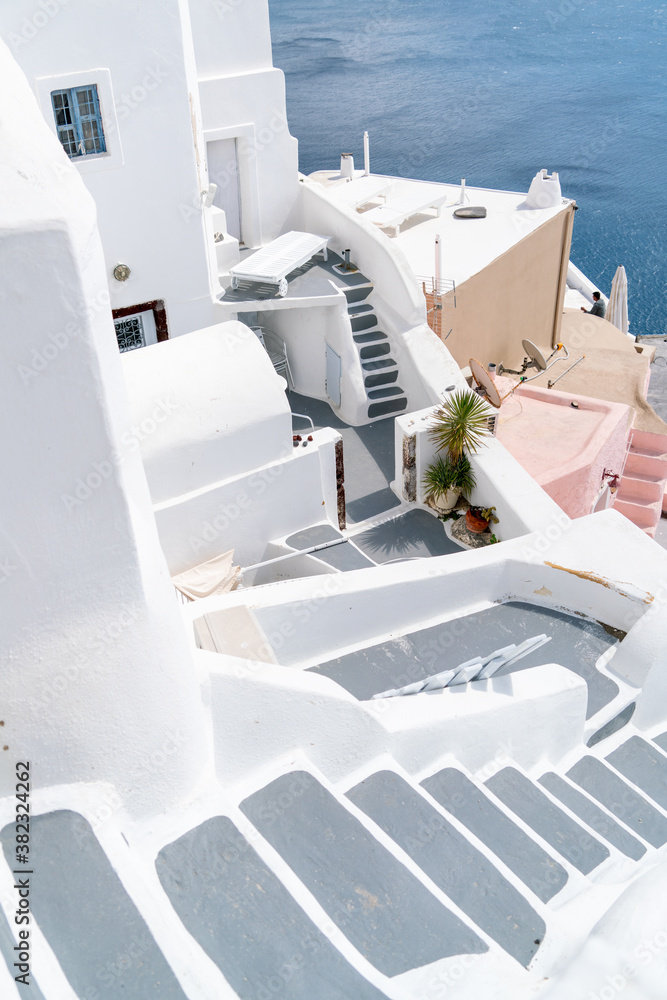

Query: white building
[3,4,667,1000]
[1,0,298,343]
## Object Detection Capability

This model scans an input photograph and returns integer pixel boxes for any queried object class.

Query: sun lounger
[228,231,330,297]
[362,183,452,235]
[334,175,394,209]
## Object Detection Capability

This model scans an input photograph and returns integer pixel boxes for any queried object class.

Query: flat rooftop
[308,170,571,287]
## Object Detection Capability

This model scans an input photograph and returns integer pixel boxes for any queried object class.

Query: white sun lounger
[334,175,394,209]
[228,231,330,297]
[363,183,452,235]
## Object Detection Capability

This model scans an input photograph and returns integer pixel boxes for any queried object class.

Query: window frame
[51,85,107,159]
[36,69,123,173]
[112,301,169,354]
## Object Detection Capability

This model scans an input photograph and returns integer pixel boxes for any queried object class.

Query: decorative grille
[114,315,146,353]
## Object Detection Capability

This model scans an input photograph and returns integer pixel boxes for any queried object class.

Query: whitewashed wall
[0,43,207,816]
[121,322,293,504]
[154,427,342,574]
[0,0,222,337]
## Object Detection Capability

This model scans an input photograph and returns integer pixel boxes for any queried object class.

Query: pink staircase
[613,429,667,537]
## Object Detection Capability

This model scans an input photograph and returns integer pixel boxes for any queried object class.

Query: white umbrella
[607,265,629,334]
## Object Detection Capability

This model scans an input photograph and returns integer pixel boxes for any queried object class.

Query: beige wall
[443,206,575,372]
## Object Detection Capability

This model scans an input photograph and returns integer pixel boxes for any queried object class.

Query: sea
[269,0,667,338]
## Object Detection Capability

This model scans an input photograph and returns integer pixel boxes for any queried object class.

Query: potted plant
[465,505,499,534]
[422,453,476,513]
[425,388,491,509]
[429,388,492,461]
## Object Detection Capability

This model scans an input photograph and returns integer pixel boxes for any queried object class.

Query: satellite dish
[469,358,502,408]
[521,339,548,371]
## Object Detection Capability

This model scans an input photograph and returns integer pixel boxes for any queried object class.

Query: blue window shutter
[51,85,106,158]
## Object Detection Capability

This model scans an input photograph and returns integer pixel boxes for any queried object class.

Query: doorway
[206,138,242,242]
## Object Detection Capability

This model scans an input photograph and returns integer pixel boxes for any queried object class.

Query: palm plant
[428,389,491,461]
[422,453,476,503]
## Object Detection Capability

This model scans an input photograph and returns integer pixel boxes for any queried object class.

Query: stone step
[361,358,398,372]
[629,428,667,460]
[368,397,408,418]
[348,303,374,316]
[348,770,545,967]
[0,810,188,1000]
[615,476,663,506]
[422,767,568,902]
[343,284,373,303]
[587,702,637,747]
[367,386,405,400]
[240,771,486,977]
[365,369,399,388]
[605,735,667,811]
[353,330,388,345]
[351,313,379,333]
[538,772,646,860]
[359,342,391,360]
[485,767,610,874]
[566,755,667,847]
[156,814,386,1000]
[624,452,667,480]
[612,498,660,535]
[621,466,665,484]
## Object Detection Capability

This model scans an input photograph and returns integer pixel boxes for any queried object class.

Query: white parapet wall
[188,510,667,784]
[188,510,661,679]
[394,404,570,539]
[154,426,343,573]
[299,178,426,326]
[203,650,588,788]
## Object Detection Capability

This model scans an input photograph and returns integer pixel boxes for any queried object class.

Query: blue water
[269,0,667,336]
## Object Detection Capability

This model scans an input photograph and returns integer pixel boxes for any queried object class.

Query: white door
[206,138,242,241]
[325,344,341,407]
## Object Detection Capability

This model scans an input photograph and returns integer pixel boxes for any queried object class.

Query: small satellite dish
[521,339,548,371]
[469,358,502,408]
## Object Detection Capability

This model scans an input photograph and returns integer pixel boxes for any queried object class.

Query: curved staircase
[343,282,409,421]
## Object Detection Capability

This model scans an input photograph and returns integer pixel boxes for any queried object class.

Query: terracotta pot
[465,510,489,533]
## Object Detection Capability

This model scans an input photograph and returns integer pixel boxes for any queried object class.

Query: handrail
[291,411,315,430]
